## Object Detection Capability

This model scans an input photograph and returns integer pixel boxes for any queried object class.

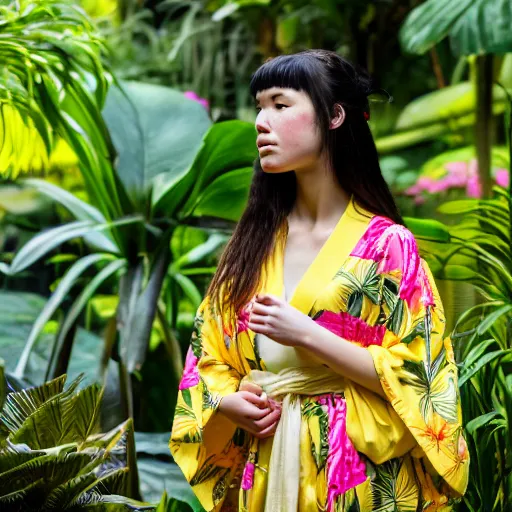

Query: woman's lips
[258,144,276,153]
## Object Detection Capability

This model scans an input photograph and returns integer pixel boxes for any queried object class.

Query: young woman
[170,50,469,512]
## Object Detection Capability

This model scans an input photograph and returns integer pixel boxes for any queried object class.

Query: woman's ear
[329,104,345,130]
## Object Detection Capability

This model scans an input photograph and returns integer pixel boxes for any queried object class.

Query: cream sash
[243,367,346,512]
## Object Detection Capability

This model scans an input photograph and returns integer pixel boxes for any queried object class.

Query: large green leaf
[183,121,257,218]
[46,259,127,380]
[135,434,204,512]
[170,233,227,272]
[10,382,103,449]
[0,373,149,509]
[395,82,507,132]
[375,83,509,152]
[119,240,170,374]
[102,81,211,209]
[187,167,253,221]
[459,349,511,387]
[162,120,257,219]
[0,291,104,387]
[1,216,141,276]
[405,217,451,242]
[0,375,67,433]
[21,178,119,253]
[14,254,116,380]
[400,0,512,56]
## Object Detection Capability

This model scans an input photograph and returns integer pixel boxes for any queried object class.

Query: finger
[239,382,263,395]
[254,408,281,430]
[248,322,271,335]
[251,302,273,315]
[254,420,279,439]
[255,294,280,306]
[247,314,270,326]
[241,391,268,408]
[245,405,271,420]
[268,398,281,411]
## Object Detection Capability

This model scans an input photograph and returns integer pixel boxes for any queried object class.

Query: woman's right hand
[218,383,281,439]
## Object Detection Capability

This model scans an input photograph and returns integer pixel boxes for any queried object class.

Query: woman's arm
[299,321,386,398]
[247,294,386,398]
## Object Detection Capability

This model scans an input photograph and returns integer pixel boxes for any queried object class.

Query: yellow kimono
[170,200,469,511]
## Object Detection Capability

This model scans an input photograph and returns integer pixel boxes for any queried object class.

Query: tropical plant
[400,0,512,197]
[408,186,512,512]
[0,371,153,510]
[0,0,257,431]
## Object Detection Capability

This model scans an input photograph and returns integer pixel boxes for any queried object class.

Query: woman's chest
[283,231,332,299]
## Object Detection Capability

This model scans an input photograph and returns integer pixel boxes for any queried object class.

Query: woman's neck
[290,161,350,228]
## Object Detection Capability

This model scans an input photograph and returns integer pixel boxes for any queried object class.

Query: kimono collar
[264,197,373,315]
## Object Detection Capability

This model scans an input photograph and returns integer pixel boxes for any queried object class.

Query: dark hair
[208,50,403,314]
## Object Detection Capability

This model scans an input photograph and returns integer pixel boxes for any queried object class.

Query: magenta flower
[184,90,210,111]
[466,175,482,198]
[351,218,433,311]
[179,347,200,390]
[241,461,255,490]
[496,169,510,188]
[223,301,253,341]
[403,158,510,202]
[314,311,385,347]
[318,394,367,509]
[237,301,253,334]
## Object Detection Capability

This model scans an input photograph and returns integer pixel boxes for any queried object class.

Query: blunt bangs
[249,54,321,98]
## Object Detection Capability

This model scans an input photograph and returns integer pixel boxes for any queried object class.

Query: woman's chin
[260,158,289,174]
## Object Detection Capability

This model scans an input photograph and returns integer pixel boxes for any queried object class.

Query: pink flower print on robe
[223,301,253,344]
[318,394,367,510]
[314,311,385,347]
[351,217,434,312]
[237,301,253,333]
[179,347,200,390]
[241,461,255,490]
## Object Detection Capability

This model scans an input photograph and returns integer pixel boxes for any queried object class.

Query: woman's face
[254,87,323,174]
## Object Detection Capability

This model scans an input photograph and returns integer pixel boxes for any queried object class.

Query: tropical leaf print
[202,381,219,411]
[381,278,399,313]
[386,298,406,336]
[339,488,359,512]
[190,458,226,486]
[213,468,230,505]
[303,398,329,470]
[369,458,418,512]
[400,319,426,345]
[173,407,203,443]
[400,348,458,424]
[182,388,193,408]
[336,262,381,317]
[191,312,204,358]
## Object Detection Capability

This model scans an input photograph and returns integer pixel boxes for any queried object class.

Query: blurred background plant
[1,0,512,509]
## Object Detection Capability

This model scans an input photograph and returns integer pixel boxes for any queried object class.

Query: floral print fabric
[170,212,469,511]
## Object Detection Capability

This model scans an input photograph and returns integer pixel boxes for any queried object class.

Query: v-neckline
[265,197,374,315]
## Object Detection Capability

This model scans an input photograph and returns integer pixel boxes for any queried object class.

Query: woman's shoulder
[352,214,419,263]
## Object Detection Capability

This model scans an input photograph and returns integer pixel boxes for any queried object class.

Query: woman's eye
[275,104,287,110]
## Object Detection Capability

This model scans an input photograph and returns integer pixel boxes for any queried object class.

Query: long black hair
[208,50,403,314]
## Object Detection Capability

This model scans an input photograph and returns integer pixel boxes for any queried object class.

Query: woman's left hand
[247,294,316,347]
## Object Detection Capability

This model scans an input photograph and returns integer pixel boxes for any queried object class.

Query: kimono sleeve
[169,296,247,511]
[366,224,469,496]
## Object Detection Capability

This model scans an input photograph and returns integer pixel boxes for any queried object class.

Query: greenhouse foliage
[0,0,511,510]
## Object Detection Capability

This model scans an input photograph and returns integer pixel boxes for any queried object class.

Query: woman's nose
[255,111,270,133]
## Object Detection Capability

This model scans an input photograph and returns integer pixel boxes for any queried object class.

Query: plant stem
[430,46,445,88]
[118,359,133,420]
[475,54,494,198]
